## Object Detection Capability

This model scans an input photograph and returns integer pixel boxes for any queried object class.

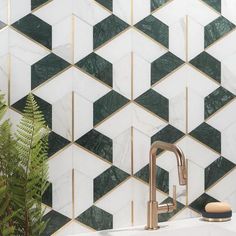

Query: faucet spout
[146,141,187,230]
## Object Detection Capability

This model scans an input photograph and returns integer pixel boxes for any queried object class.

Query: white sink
[75,214,236,236]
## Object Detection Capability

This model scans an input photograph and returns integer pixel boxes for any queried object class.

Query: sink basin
[75,215,236,236]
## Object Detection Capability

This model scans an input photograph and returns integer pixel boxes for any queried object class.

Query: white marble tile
[222,0,236,25]
[74,16,93,63]
[0,55,8,102]
[73,67,111,102]
[133,128,150,174]
[73,93,93,140]
[9,28,49,65]
[207,169,236,202]
[187,160,204,203]
[0,28,8,57]
[10,55,31,104]
[113,128,131,174]
[169,17,185,61]
[188,16,204,61]
[52,16,73,63]
[0,0,8,24]
[173,208,200,220]
[132,0,150,25]
[113,53,131,99]
[52,93,72,141]
[73,0,110,26]
[52,170,73,218]
[177,136,218,168]
[153,0,219,26]
[6,108,22,132]
[113,0,131,25]
[222,121,236,164]
[133,53,150,100]
[207,99,236,132]
[132,29,167,63]
[55,221,92,236]
[10,0,31,24]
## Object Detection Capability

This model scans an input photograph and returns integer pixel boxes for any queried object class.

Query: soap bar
[205,202,231,213]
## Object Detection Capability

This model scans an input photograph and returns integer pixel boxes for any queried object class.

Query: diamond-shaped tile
[205,156,235,189]
[204,16,235,48]
[31,0,50,10]
[95,0,113,11]
[189,193,218,213]
[0,21,7,30]
[135,89,169,121]
[11,94,52,129]
[12,14,52,49]
[134,15,169,48]
[151,0,171,12]
[159,197,185,222]
[94,166,129,202]
[42,210,71,236]
[31,53,70,89]
[205,86,235,119]
[93,90,129,126]
[93,14,129,49]
[48,131,70,157]
[151,52,184,85]
[189,122,221,153]
[43,182,52,207]
[202,0,221,13]
[189,51,221,83]
[75,129,113,163]
[76,206,113,231]
[134,164,169,194]
[151,125,185,154]
[75,53,112,87]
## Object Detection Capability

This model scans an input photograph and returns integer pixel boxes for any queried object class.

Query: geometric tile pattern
[1,0,236,234]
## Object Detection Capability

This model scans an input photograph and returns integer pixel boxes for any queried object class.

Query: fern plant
[0,93,50,236]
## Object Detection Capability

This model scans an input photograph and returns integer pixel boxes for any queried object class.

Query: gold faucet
[145,141,187,230]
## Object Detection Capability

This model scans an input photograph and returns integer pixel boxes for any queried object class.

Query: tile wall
[0,0,236,235]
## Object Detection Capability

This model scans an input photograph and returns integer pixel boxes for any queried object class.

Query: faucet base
[145,226,160,230]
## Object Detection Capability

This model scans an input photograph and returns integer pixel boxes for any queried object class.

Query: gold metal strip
[72,91,75,142]
[93,0,112,14]
[7,53,11,107]
[72,168,75,219]
[7,0,11,25]
[131,126,134,176]
[185,87,188,134]
[198,0,221,15]
[186,159,189,206]
[131,52,134,101]
[151,0,175,14]
[72,14,75,64]
[31,0,53,13]
[131,200,134,226]
[185,15,188,62]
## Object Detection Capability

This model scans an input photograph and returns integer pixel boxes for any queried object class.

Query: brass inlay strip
[72,91,75,142]
[7,0,11,25]
[185,15,188,62]
[151,0,175,14]
[131,126,134,176]
[7,53,11,106]
[186,159,189,206]
[131,0,134,26]
[131,52,134,101]
[198,0,221,15]
[72,14,75,64]
[31,0,53,13]
[72,168,75,219]
[93,0,112,14]
[131,200,134,226]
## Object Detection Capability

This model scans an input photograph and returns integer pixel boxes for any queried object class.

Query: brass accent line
[7,53,11,106]
[131,0,134,26]
[185,15,188,62]
[151,0,174,14]
[131,200,134,226]
[131,52,134,101]
[7,0,11,25]
[72,91,75,142]
[186,159,189,206]
[72,168,75,219]
[131,126,134,175]
[31,0,53,13]
[93,0,112,14]
[72,14,75,64]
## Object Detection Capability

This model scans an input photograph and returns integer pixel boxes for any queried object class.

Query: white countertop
[75,213,236,236]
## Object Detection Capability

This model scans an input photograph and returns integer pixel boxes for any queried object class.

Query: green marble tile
[205,87,235,119]
[42,182,52,207]
[95,0,112,11]
[12,94,52,129]
[31,53,70,89]
[202,0,221,12]
[75,53,112,87]
[75,129,113,163]
[151,0,171,11]
[134,15,169,48]
[31,0,50,10]
[12,14,52,49]
[94,166,129,202]
[134,164,169,194]
[93,90,129,126]
[205,16,235,48]
[189,122,221,153]
[189,193,218,213]
[205,156,235,189]
[158,197,185,222]
[151,52,184,85]
[48,131,70,157]
[135,89,169,121]
[76,206,113,231]
[0,21,6,29]
[94,14,129,49]
[151,125,185,155]
[42,210,71,236]
[189,51,221,83]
